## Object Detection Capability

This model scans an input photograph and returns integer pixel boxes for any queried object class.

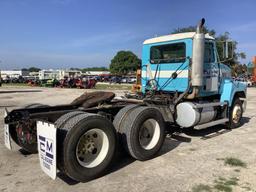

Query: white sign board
[4,108,12,150]
[37,121,57,180]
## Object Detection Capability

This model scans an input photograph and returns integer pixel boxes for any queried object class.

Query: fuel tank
[176,102,216,128]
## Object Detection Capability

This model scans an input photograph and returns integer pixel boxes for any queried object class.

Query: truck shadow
[182,116,251,140]
[57,136,186,185]
[57,116,251,184]
[158,134,191,156]
[0,90,42,94]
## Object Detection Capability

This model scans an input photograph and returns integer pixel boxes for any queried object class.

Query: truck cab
[141,19,247,130]
[142,32,246,107]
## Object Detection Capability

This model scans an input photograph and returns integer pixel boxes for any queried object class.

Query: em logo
[39,135,54,160]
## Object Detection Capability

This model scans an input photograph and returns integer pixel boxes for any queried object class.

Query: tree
[81,67,109,73]
[172,26,216,36]
[171,26,246,76]
[109,51,141,75]
[28,67,41,72]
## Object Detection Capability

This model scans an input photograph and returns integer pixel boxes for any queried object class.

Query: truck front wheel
[227,98,243,129]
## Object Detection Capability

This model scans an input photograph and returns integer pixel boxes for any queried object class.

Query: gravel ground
[0,86,255,192]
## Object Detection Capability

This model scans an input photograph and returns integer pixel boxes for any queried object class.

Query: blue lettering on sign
[39,135,54,170]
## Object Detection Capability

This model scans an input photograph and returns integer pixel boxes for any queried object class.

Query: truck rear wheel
[227,98,243,129]
[113,104,140,132]
[116,106,165,161]
[55,111,85,129]
[13,103,49,154]
[55,111,86,172]
[58,113,116,182]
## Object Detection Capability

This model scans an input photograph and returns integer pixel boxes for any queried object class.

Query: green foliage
[213,177,239,192]
[29,67,41,72]
[224,157,247,168]
[69,67,109,72]
[95,83,132,90]
[192,184,212,192]
[109,51,141,75]
[214,184,232,192]
[172,26,216,36]
[81,67,109,73]
[22,67,41,72]
[192,177,241,192]
[232,64,247,77]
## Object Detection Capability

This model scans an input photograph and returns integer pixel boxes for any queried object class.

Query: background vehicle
[4,19,247,182]
[110,76,122,84]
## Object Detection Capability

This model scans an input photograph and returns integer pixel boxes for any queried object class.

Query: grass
[214,184,232,192]
[2,82,133,90]
[2,83,28,87]
[189,148,197,151]
[224,157,247,168]
[213,177,239,192]
[95,83,132,90]
[192,177,241,192]
[192,184,212,192]
[217,157,247,168]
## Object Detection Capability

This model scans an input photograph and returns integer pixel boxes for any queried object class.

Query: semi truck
[3,19,247,182]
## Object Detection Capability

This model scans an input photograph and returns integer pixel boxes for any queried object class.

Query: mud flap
[4,108,12,150]
[37,121,57,180]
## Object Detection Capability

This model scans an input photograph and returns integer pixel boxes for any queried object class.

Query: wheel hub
[76,128,109,168]
[232,104,242,124]
[139,119,161,150]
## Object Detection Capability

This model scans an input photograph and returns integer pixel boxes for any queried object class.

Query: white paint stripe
[142,70,189,78]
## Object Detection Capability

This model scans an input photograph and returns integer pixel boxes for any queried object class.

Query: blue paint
[220,79,247,106]
[142,36,247,104]
[141,38,192,93]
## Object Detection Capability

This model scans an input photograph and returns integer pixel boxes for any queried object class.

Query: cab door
[201,41,219,95]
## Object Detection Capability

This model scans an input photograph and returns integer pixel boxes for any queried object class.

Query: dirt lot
[0,86,255,192]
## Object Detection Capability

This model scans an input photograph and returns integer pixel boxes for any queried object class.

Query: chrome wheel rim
[139,119,161,150]
[232,104,242,124]
[76,128,109,168]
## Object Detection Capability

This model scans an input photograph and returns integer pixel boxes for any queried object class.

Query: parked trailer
[3,19,247,182]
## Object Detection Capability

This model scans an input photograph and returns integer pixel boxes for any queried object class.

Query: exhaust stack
[191,18,205,87]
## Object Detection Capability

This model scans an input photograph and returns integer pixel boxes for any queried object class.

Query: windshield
[150,42,186,64]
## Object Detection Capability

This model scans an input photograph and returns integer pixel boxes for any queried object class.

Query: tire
[113,104,140,155]
[14,103,49,154]
[119,106,166,161]
[55,111,85,129]
[58,113,116,182]
[226,98,243,129]
[113,104,140,132]
[55,111,86,172]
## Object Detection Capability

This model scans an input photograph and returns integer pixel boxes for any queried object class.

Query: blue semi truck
[4,19,247,182]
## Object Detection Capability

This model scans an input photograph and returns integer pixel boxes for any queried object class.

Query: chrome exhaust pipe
[191,18,205,87]
[187,18,205,99]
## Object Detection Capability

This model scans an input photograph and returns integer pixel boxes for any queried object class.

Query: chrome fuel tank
[176,102,216,128]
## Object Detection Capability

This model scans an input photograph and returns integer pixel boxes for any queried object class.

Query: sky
[0,0,255,69]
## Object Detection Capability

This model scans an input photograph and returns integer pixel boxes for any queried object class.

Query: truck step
[194,118,229,130]
[193,102,227,109]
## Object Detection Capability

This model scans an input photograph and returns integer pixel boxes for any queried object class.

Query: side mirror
[223,41,234,59]
[216,40,234,62]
